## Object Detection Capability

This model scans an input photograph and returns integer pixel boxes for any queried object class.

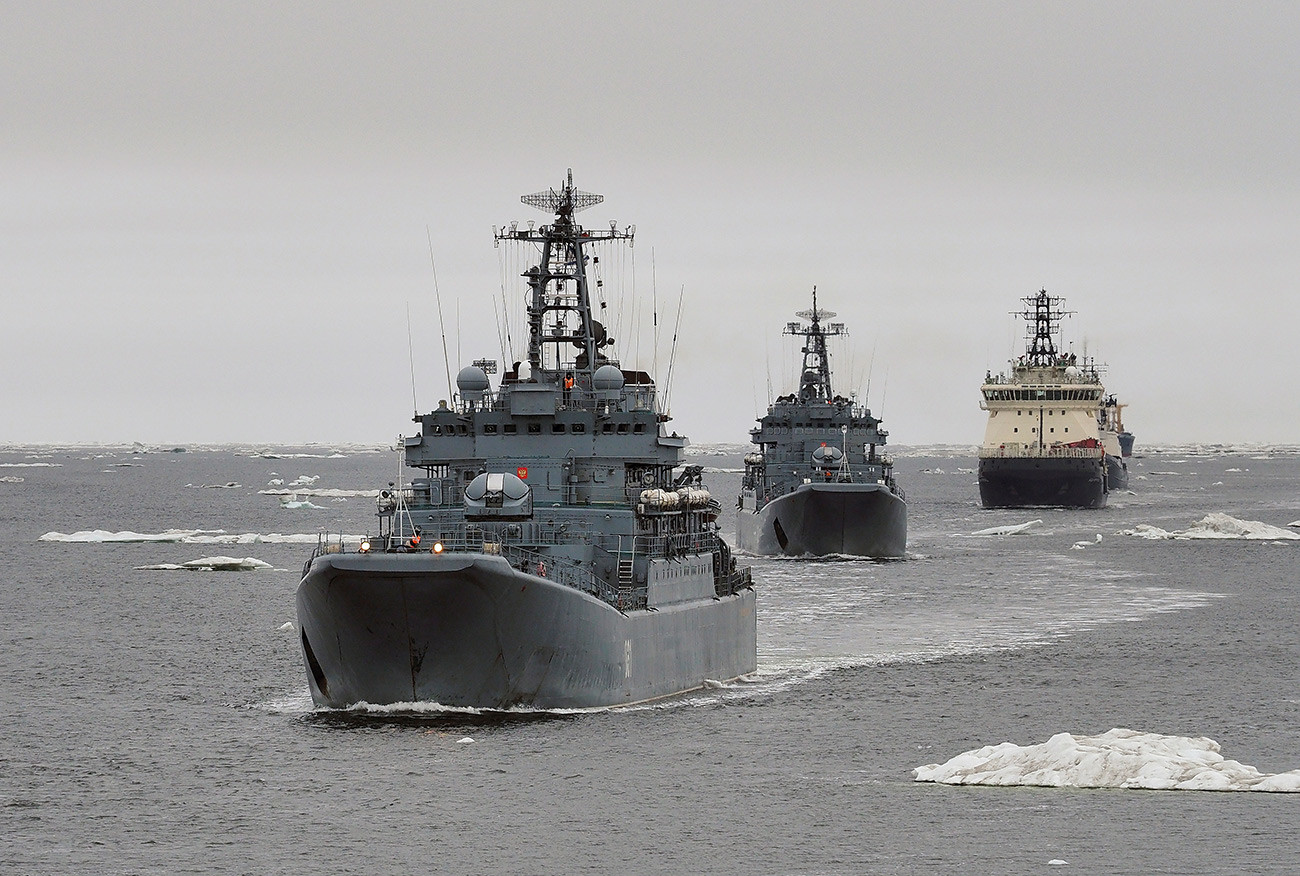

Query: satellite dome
[456,366,490,393]
[1064,365,1081,381]
[592,364,624,392]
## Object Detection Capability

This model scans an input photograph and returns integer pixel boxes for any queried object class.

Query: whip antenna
[406,302,418,416]
[426,226,454,399]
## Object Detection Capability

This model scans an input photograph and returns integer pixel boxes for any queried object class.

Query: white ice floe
[40,529,359,544]
[267,478,284,486]
[1071,534,1103,550]
[185,482,241,489]
[135,556,273,571]
[913,728,1300,792]
[279,498,324,510]
[259,488,380,498]
[0,462,62,467]
[1120,512,1300,541]
[1291,521,1300,528]
[278,621,295,631]
[287,475,319,486]
[0,476,23,483]
[970,519,1042,537]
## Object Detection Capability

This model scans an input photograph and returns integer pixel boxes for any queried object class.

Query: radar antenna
[521,168,604,215]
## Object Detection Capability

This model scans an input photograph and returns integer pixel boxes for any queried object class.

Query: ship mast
[785,286,846,402]
[1018,289,1074,367]
[495,169,634,380]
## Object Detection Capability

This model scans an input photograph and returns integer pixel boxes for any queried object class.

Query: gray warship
[977,289,1127,508]
[296,172,755,710]
[737,290,907,558]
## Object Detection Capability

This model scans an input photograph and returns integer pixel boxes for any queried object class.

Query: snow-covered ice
[913,728,1300,792]
[40,529,361,544]
[1120,512,1300,541]
[970,519,1042,537]
[135,556,274,571]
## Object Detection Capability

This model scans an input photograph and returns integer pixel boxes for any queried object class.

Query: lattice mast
[1018,289,1074,367]
[494,169,634,378]
[784,286,847,402]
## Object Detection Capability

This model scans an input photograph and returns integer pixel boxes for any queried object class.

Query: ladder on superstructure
[616,536,636,610]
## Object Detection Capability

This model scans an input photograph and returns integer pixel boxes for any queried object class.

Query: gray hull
[1106,454,1129,492]
[296,552,757,710]
[737,482,907,558]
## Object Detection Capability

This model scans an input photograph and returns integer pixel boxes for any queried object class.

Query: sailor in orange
[407,530,422,551]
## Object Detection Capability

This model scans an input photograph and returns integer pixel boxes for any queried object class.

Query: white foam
[913,728,1300,792]
[40,529,360,544]
[1120,513,1300,541]
[970,519,1042,537]
[135,556,273,571]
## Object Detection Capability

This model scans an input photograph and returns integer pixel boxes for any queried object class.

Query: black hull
[978,455,1108,509]
[737,482,907,557]
[296,552,757,710]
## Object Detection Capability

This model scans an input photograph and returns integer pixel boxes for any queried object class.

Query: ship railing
[592,531,719,559]
[370,523,643,611]
[978,444,1104,460]
[303,532,353,578]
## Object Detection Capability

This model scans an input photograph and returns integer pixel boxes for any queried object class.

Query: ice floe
[185,482,241,489]
[135,556,273,571]
[259,488,379,498]
[1071,534,1103,550]
[970,519,1042,537]
[1120,513,1300,541]
[267,478,284,486]
[0,462,61,467]
[0,476,23,483]
[287,475,319,486]
[279,497,324,510]
[278,621,295,631]
[913,728,1300,792]
[40,529,359,544]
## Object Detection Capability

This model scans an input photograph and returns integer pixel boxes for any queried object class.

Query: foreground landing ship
[296,172,755,709]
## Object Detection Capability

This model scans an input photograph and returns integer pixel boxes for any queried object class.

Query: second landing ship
[738,291,907,558]
[978,289,1128,508]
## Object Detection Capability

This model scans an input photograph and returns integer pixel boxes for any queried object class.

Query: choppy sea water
[2,444,1298,875]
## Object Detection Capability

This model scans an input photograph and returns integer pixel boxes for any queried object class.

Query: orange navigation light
[433,541,444,554]
[359,540,371,553]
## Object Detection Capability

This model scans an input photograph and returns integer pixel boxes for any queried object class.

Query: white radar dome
[592,364,625,391]
[456,366,491,393]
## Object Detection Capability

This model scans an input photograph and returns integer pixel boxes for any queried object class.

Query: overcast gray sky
[3,1,1297,446]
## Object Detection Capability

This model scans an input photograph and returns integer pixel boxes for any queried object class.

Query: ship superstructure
[738,289,906,557]
[978,289,1127,508]
[296,172,755,709]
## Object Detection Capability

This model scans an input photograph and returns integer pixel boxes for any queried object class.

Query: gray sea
[2,443,1298,875]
